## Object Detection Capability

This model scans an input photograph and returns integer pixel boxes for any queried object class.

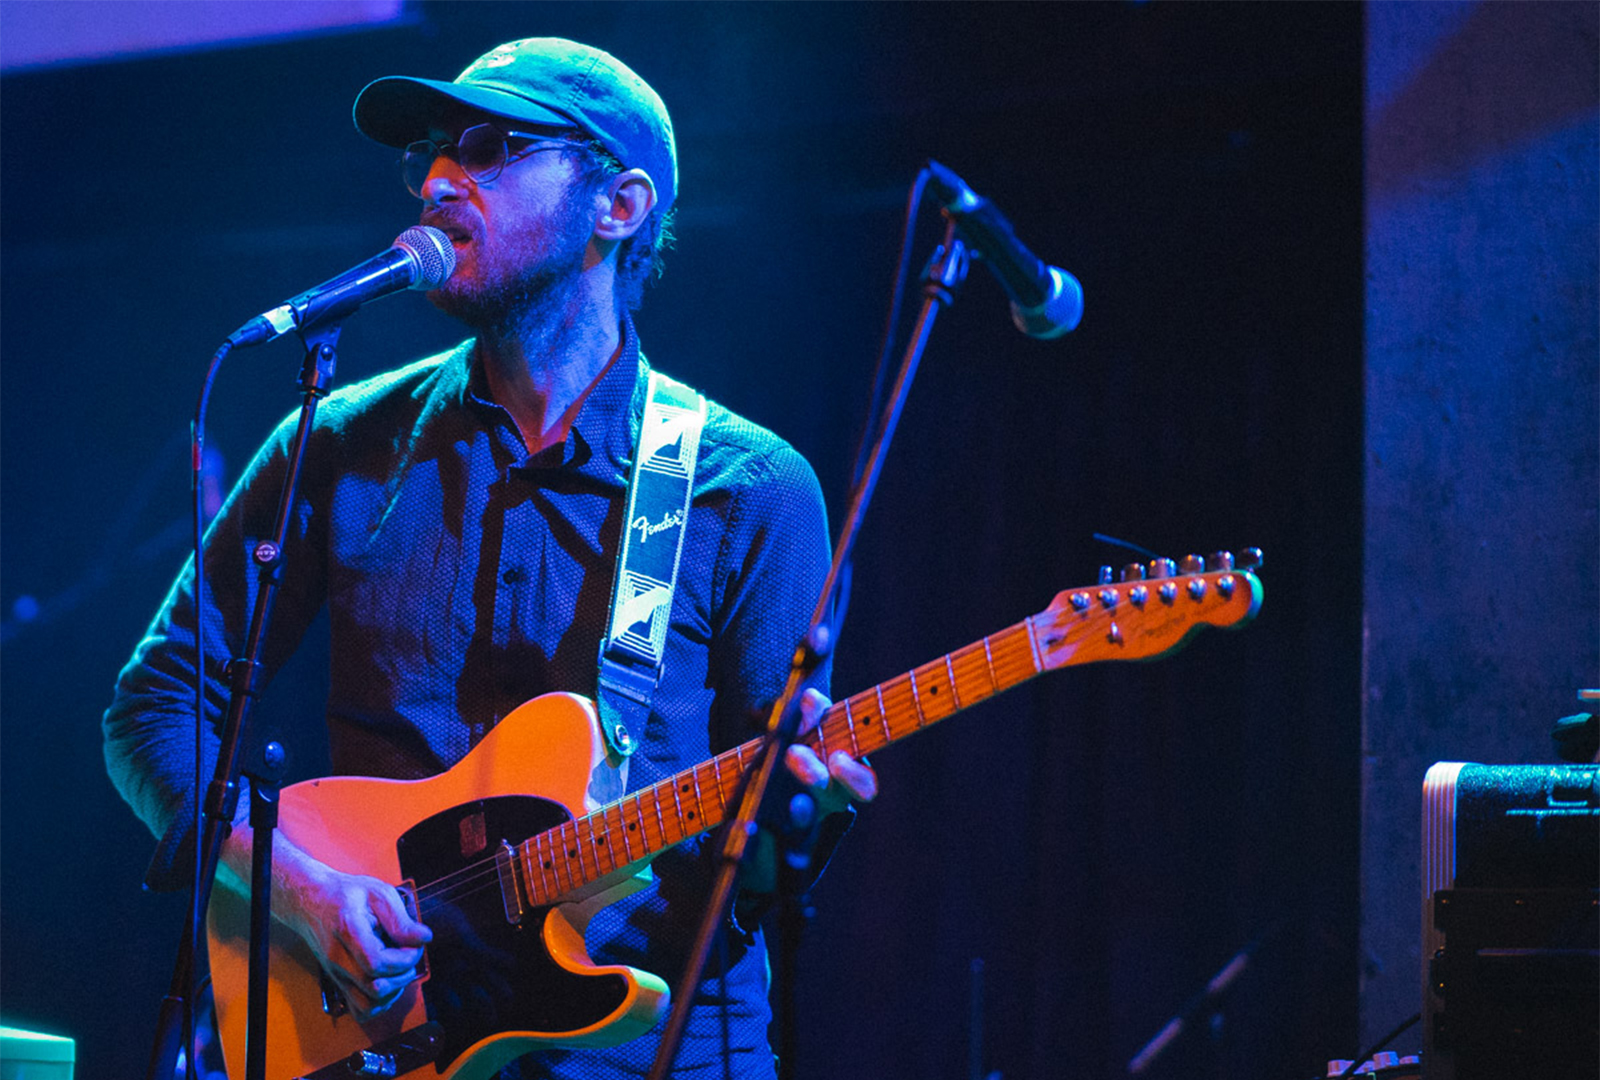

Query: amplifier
[1421,762,1599,1080]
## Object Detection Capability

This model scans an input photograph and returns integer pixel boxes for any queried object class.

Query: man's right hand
[221,823,432,1021]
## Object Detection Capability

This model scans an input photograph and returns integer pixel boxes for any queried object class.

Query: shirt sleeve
[102,413,330,890]
[707,440,857,928]
[709,441,834,745]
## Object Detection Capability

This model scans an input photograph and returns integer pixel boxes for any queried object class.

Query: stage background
[0,3,1591,1078]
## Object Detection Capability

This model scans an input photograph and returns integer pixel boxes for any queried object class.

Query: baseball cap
[353,37,677,213]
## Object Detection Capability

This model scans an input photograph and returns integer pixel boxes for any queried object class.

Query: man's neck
[476,287,624,454]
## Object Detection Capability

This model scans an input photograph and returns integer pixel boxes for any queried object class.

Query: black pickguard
[395,795,629,1070]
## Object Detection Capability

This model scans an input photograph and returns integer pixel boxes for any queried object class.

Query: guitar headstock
[1033,548,1263,669]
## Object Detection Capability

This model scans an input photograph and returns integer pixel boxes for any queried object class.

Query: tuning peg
[1208,551,1234,571]
[1120,563,1146,582]
[1179,554,1205,575]
[1148,557,1177,579]
[1098,565,1113,585]
[1236,547,1264,570]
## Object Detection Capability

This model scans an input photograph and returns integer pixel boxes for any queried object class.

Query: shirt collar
[459,315,649,485]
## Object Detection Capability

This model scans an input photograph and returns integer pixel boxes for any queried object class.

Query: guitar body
[207,692,669,1080]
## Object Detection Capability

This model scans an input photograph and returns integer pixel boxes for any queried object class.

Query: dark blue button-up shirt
[104,322,832,1077]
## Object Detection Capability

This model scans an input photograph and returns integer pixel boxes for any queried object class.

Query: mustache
[420,208,475,240]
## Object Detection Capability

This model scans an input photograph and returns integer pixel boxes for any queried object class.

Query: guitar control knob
[1208,550,1234,571]
[1237,547,1264,570]
[1098,565,1114,585]
[1148,557,1177,580]
[1179,554,1205,575]
[1120,563,1146,582]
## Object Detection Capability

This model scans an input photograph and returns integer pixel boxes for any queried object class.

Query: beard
[428,187,594,336]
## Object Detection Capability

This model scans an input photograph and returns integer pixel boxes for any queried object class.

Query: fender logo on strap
[629,509,684,546]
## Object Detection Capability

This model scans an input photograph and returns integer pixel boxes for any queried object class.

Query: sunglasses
[401,123,583,197]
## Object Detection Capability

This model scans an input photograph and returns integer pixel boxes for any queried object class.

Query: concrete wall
[1362,0,1599,1046]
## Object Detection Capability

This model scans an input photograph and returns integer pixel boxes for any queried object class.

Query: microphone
[924,160,1083,339]
[227,225,455,347]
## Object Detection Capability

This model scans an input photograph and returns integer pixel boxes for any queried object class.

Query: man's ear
[594,169,658,242]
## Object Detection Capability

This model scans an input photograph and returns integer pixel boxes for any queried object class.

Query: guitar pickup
[496,839,528,926]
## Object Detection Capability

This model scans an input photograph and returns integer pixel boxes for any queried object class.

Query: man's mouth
[422,214,474,249]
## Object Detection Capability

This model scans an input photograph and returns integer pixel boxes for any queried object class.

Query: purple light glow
[0,0,408,73]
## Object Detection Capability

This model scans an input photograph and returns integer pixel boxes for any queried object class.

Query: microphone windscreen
[395,225,456,290]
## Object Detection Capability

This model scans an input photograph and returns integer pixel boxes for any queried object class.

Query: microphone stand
[647,223,970,1080]
[144,322,343,1080]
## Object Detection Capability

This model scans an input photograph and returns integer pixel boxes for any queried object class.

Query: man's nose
[421,157,471,206]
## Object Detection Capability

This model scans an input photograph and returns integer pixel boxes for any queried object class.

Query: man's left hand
[784,688,878,814]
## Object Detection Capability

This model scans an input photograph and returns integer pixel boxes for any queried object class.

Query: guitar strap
[596,368,707,760]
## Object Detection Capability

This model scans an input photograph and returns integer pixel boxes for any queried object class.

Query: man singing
[104,37,874,1079]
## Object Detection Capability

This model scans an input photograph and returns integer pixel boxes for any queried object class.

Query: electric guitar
[209,554,1264,1079]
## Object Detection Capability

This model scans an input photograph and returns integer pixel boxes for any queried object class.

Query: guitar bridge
[496,838,527,925]
[294,1021,444,1079]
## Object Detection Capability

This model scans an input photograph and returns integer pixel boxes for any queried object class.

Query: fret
[630,794,648,853]
[880,677,916,742]
[539,833,559,900]
[667,780,687,842]
[569,822,591,889]
[707,756,728,823]
[582,815,605,877]
[914,659,957,723]
[944,653,962,709]
[688,772,707,831]
[651,787,668,851]
[526,840,546,907]
[948,647,981,707]
[598,808,620,873]
[907,670,927,728]
[579,815,602,878]
[617,800,635,863]
[550,828,572,897]
[981,634,1000,692]
[842,700,861,757]
[874,685,890,743]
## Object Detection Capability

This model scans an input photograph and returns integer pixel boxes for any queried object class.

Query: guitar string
[404,631,1047,912]
[393,588,1226,914]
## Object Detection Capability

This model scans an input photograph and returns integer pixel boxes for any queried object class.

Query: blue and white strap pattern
[596,369,706,757]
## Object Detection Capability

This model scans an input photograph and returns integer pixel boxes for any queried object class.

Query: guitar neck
[515,561,1262,905]
[515,618,1044,905]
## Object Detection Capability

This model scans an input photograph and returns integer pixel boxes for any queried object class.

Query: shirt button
[503,567,527,584]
